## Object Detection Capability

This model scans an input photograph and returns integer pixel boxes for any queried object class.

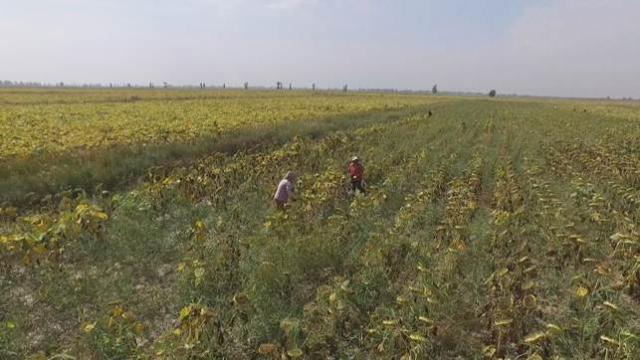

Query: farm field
[0,90,438,207]
[1,90,640,359]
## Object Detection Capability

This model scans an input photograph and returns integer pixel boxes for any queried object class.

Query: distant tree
[289,83,292,90]
[489,89,497,97]
[312,83,316,91]
[343,84,348,92]
[244,82,249,90]
[432,84,438,95]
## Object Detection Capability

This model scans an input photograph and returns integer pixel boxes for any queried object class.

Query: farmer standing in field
[274,171,297,210]
[348,156,366,195]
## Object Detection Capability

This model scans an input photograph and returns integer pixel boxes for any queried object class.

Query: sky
[1,0,638,98]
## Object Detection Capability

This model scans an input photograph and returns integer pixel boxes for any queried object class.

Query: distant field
[0,89,436,160]
[1,90,639,359]
[0,89,439,205]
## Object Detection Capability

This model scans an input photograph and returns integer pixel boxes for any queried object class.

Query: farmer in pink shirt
[274,171,297,210]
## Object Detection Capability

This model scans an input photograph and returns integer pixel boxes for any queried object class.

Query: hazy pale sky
[1,0,638,97]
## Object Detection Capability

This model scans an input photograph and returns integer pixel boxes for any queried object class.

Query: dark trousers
[351,180,366,194]
[274,199,286,211]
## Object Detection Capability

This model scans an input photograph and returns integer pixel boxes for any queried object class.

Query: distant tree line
[0,80,635,100]
[1,80,47,87]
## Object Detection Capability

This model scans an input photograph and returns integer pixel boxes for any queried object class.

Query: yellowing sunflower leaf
[575,286,589,298]
[524,331,546,343]
[83,322,96,333]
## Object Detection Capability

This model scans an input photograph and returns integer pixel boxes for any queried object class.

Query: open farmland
[0,90,435,206]
[1,90,640,359]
